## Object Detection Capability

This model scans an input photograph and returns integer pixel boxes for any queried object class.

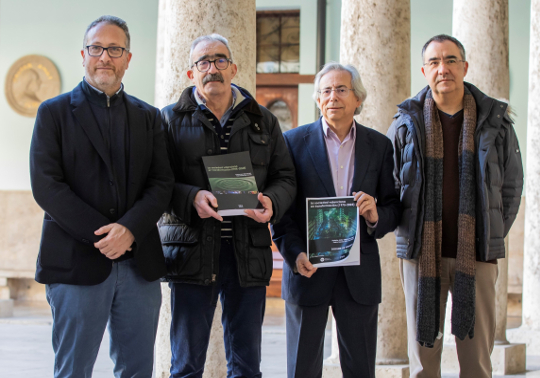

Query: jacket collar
[70,82,147,206]
[397,82,507,129]
[172,84,262,117]
[303,118,373,197]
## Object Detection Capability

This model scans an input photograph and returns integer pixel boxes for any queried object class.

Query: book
[306,197,360,267]
[202,151,263,216]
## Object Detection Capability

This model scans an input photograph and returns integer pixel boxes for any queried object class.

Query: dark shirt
[81,78,132,261]
[194,86,250,241]
[439,109,495,264]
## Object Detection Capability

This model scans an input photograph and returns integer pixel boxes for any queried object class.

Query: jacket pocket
[39,219,74,270]
[247,227,273,281]
[248,133,271,167]
[159,220,202,277]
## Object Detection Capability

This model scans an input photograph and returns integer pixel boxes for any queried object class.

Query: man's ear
[421,66,426,78]
[187,69,194,80]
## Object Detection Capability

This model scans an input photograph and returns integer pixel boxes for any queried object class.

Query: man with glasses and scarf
[160,34,295,378]
[387,34,523,377]
[30,15,173,377]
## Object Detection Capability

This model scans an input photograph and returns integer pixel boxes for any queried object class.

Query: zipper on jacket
[107,96,110,107]
[212,274,216,282]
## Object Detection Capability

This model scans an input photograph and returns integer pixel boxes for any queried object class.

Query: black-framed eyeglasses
[192,58,232,72]
[318,87,354,99]
[86,45,128,58]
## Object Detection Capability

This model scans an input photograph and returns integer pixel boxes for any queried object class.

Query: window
[256,11,300,74]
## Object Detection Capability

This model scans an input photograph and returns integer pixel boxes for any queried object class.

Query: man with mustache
[387,34,523,377]
[160,34,295,377]
[30,15,173,377]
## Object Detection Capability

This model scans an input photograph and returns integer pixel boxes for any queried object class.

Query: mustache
[437,76,454,83]
[203,73,224,85]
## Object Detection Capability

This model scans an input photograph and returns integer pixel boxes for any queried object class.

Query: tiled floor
[0,298,537,377]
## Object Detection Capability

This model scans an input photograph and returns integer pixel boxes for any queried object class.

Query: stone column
[508,0,540,357]
[328,1,410,377]
[453,0,509,99]
[450,1,526,374]
[0,278,14,318]
[154,1,256,377]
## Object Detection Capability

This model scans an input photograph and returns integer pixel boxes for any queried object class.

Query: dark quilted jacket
[387,83,523,261]
[160,86,296,287]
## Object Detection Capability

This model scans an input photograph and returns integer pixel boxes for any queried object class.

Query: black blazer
[30,82,174,285]
[272,119,401,306]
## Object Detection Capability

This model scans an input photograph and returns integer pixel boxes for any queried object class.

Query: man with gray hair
[160,34,295,377]
[30,15,173,377]
[272,62,401,377]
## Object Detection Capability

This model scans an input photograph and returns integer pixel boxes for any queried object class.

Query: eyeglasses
[423,58,466,69]
[86,45,128,58]
[318,87,354,99]
[192,58,232,73]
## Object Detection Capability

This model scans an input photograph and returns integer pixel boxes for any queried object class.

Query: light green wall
[509,0,531,177]
[410,0,453,95]
[0,0,159,190]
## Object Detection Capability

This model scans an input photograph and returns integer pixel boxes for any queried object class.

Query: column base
[508,326,540,354]
[492,343,526,375]
[441,342,526,375]
[0,299,14,317]
[376,365,410,378]
[323,362,410,378]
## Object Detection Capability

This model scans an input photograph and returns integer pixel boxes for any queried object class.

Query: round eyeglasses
[192,58,232,73]
[86,45,128,58]
[318,87,354,99]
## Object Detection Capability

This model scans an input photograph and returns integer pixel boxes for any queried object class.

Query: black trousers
[285,268,378,378]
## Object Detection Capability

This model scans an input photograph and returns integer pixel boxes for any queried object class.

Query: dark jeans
[169,239,266,378]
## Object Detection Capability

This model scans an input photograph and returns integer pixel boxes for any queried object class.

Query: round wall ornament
[5,55,61,117]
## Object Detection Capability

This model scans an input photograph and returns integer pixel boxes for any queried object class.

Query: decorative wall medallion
[5,55,61,117]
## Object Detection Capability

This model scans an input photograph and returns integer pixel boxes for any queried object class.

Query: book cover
[306,197,360,267]
[202,151,263,216]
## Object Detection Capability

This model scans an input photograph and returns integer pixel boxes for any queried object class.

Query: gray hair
[421,34,466,62]
[189,34,234,67]
[313,62,367,116]
[83,15,130,51]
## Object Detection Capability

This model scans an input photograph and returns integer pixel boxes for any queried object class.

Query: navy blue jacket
[272,119,401,306]
[30,82,174,285]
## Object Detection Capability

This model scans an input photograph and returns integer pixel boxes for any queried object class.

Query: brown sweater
[439,109,496,264]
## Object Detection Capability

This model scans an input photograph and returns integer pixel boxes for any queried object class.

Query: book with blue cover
[306,197,360,267]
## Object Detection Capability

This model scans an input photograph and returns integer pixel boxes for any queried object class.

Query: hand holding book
[353,191,378,224]
[193,190,223,222]
[244,193,272,223]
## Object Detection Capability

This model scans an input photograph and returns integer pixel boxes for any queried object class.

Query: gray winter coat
[387,83,523,261]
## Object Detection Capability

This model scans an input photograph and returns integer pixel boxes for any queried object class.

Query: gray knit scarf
[416,88,477,347]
